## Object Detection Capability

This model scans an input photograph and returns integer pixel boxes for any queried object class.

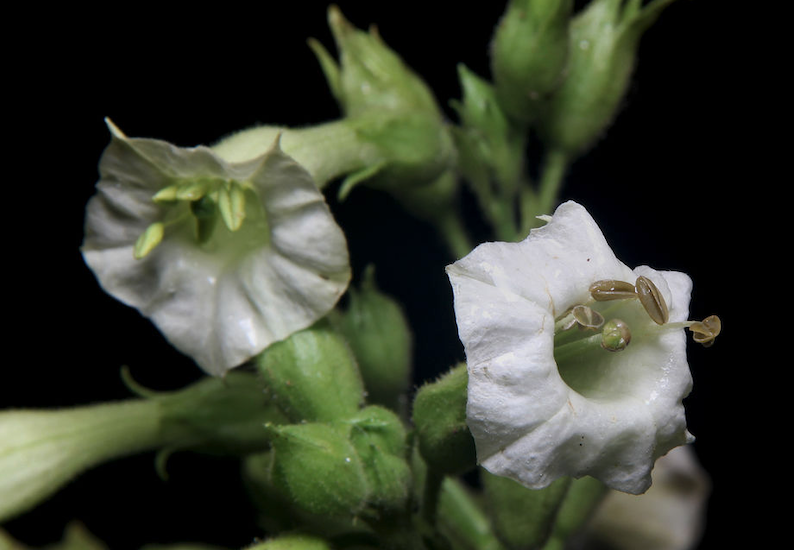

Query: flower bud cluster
[251,322,413,523]
[490,0,679,156]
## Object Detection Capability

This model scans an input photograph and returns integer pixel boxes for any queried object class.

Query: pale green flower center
[553,298,653,398]
[551,278,717,400]
[134,176,270,260]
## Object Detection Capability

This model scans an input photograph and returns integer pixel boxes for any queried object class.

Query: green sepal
[242,451,378,539]
[337,161,386,201]
[490,0,573,124]
[267,422,371,517]
[349,112,456,195]
[254,320,365,423]
[412,364,476,476]
[482,471,571,550]
[345,406,412,512]
[331,266,412,411]
[157,371,287,456]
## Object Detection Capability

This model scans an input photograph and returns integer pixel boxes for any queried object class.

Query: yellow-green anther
[589,280,637,301]
[152,185,180,202]
[133,222,165,259]
[176,179,211,201]
[572,305,604,330]
[635,276,669,325]
[689,315,721,347]
[601,319,631,352]
[218,182,246,232]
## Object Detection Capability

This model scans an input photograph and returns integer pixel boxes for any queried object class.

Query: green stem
[422,467,445,527]
[516,179,539,240]
[435,210,475,259]
[438,478,508,550]
[535,148,569,222]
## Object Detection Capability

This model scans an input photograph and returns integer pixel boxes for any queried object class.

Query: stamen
[601,319,631,352]
[589,280,637,301]
[688,315,721,347]
[635,276,669,325]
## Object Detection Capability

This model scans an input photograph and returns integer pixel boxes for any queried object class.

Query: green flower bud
[267,422,370,517]
[309,6,457,215]
[450,64,526,194]
[539,0,679,156]
[331,266,412,411]
[491,0,573,124]
[254,320,364,423]
[242,451,373,538]
[482,471,571,549]
[412,364,476,476]
[345,406,412,512]
[245,534,333,550]
[309,6,439,117]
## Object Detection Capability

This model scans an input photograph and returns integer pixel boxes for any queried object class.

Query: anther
[601,319,631,352]
[176,180,211,201]
[572,305,604,330]
[152,185,180,203]
[635,276,669,325]
[133,222,165,259]
[688,315,721,347]
[589,280,637,301]
[218,181,247,232]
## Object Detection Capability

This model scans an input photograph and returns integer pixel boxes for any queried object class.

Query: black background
[6,1,762,549]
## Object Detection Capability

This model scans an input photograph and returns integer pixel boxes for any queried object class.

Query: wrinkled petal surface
[82,121,351,376]
[447,201,693,494]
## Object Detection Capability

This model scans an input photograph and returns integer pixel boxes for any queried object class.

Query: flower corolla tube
[447,201,716,494]
[82,120,351,376]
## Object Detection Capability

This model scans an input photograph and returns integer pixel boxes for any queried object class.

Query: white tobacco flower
[447,201,705,494]
[82,120,351,376]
